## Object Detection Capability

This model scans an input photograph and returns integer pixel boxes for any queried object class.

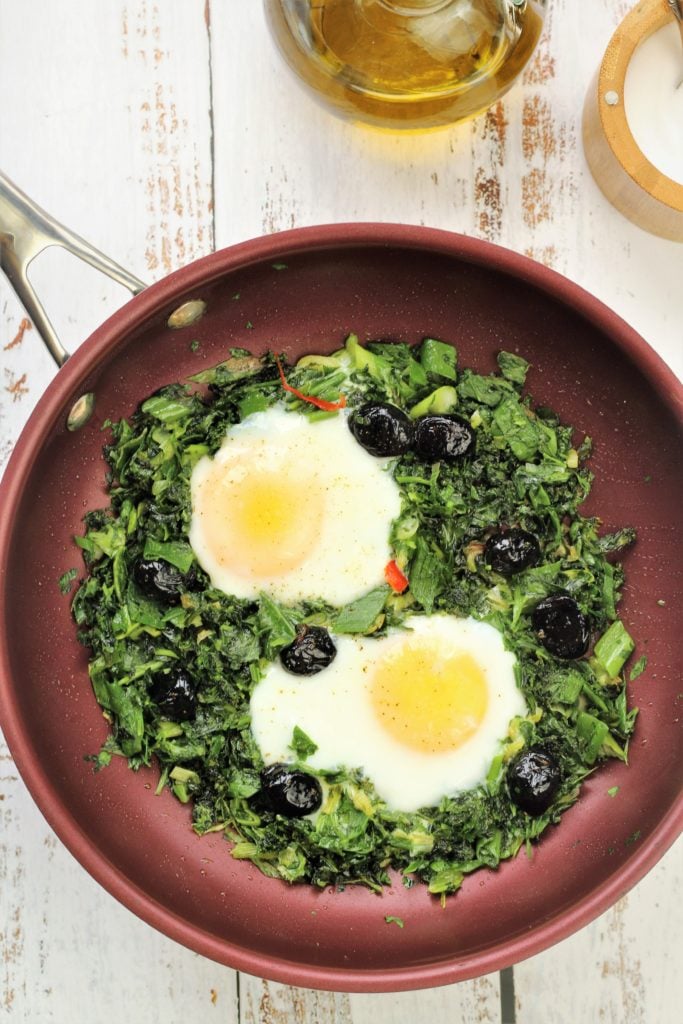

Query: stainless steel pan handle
[0,171,146,368]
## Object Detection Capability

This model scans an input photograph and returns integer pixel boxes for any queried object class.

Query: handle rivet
[67,392,95,431]
[167,299,207,330]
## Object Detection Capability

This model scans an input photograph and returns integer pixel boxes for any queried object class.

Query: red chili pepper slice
[274,355,347,412]
[385,560,409,593]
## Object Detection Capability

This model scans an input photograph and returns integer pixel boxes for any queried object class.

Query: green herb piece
[238,393,270,419]
[625,830,641,846]
[140,394,192,424]
[245,321,254,330]
[576,712,626,764]
[419,338,457,381]
[493,395,540,461]
[546,669,584,705]
[334,586,388,634]
[290,726,318,760]
[497,351,530,386]
[188,353,265,385]
[598,527,637,554]
[515,462,570,485]
[170,766,200,803]
[258,594,297,654]
[85,746,113,771]
[190,339,200,352]
[593,620,635,678]
[408,538,443,614]
[142,538,195,573]
[385,915,405,928]
[629,655,648,681]
[427,864,465,896]
[58,568,78,594]
[315,793,373,854]
[409,386,458,419]
[607,786,619,798]
[457,369,512,407]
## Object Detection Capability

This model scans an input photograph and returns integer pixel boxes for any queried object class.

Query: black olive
[280,625,337,675]
[260,763,323,817]
[349,402,414,457]
[149,669,197,721]
[508,747,562,816]
[134,558,188,604]
[532,594,590,659]
[413,414,475,462]
[485,528,541,576]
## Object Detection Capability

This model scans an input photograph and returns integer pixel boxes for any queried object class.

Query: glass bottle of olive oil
[264,0,546,130]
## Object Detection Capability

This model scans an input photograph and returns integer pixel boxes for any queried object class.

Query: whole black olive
[508,747,562,816]
[413,414,475,463]
[349,402,414,457]
[280,625,337,675]
[260,763,323,817]
[149,669,197,721]
[532,594,590,659]
[134,558,187,604]
[485,528,541,576]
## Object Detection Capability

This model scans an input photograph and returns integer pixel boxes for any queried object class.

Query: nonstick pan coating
[0,225,681,991]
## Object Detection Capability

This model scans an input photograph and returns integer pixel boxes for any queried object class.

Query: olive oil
[264,0,546,130]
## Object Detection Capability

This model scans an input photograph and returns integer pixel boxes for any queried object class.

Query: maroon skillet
[0,180,681,992]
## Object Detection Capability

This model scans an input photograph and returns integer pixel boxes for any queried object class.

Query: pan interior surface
[1,230,681,990]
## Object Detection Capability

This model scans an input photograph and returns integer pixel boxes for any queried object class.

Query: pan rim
[0,222,681,992]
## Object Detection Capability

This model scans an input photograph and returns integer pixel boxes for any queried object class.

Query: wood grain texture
[514,842,683,1024]
[238,973,501,1024]
[0,0,681,1020]
[0,2,231,1022]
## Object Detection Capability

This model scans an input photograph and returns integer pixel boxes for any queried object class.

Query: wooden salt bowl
[583,0,683,242]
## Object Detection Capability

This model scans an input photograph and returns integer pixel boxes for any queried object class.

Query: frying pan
[0,174,681,993]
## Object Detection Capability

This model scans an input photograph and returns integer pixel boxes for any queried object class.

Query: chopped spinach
[58,567,78,594]
[71,336,638,897]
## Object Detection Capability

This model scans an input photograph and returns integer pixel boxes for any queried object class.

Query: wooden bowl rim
[598,0,683,211]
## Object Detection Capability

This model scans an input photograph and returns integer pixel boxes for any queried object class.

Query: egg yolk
[195,456,325,579]
[371,642,488,753]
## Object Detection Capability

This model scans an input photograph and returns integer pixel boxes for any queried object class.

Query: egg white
[189,406,402,605]
[250,615,527,813]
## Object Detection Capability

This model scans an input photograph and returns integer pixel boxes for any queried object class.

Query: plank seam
[205,0,217,251]
[499,966,517,1024]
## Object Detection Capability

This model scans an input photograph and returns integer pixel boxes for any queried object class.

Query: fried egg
[189,406,402,605]
[250,615,527,812]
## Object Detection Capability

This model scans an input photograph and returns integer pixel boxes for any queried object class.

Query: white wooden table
[0,2,681,1021]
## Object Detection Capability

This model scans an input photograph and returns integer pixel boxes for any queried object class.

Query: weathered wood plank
[238,972,501,1024]
[514,839,683,1024]
[0,777,236,1021]
[0,3,233,1021]
[0,0,215,450]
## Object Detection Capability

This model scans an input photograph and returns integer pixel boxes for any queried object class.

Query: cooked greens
[71,334,638,896]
